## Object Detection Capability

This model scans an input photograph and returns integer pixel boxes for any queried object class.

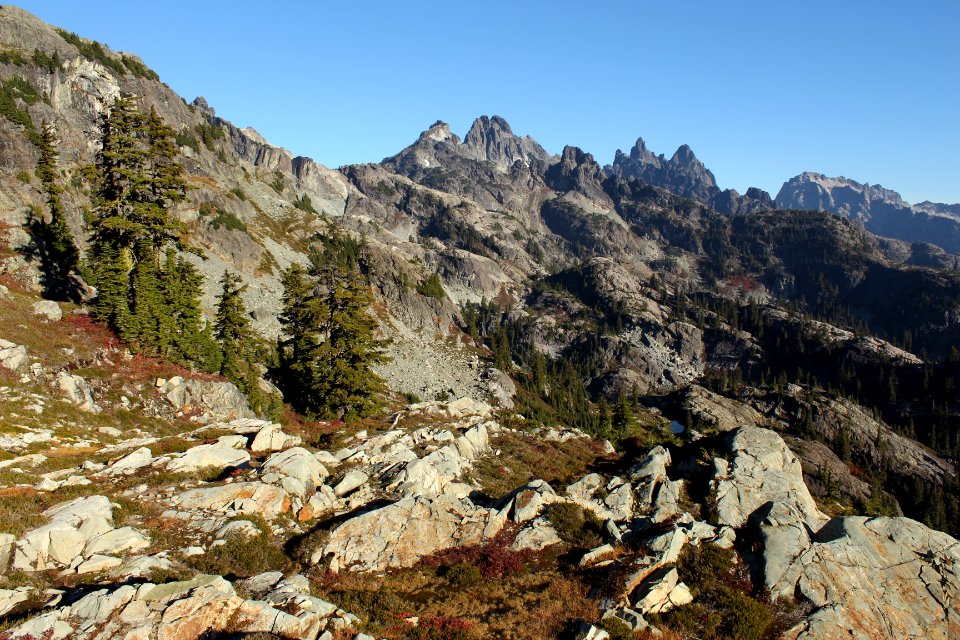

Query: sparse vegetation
[293,193,317,213]
[56,29,127,76]
[196,121,225,149]
[546,502,604,548]
[416,271,446,300]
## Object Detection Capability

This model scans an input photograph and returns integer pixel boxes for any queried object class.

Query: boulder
[31,300,62,321]
[250,422,302,453]
[454,423,489,460]
[12,496,150,572]
[712,426,827,529]
[333,470,369,497]
[261,446,329,498]
[0,533,14,573]
[512,516,562,551]
[55,371,100,413]
[629,446,671,507]
[391,445,467,497]
[0,339,27,371]
[166,441,250,474]
[159,376,254,421]
[317,494,500,572]
[604,479,635,522]
[512,479,558,523]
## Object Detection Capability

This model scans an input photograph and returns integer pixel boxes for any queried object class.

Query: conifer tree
[33,121,80,296]
[214,271,252,384]
[612,390,635,439]
[277,237,389,420]
[278,263,324,414]
[161,250,220,371]
[88,95,211,370]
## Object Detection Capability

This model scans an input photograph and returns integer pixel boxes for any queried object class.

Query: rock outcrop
[711,426,827,529]
[776,171,960,253]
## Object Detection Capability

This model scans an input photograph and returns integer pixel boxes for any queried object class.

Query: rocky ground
[0,280,956,640]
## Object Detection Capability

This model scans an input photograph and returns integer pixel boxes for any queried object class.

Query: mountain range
[0,5,957,640]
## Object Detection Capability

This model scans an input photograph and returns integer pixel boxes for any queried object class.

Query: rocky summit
[0,5,957,640]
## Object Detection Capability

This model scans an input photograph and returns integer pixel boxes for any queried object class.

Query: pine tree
[127,237,164,349]
[88,96,214,369]
[278,263,325,414]
[612,390,635,440]
[214,271,252,384]
[161,250,220,371]
[33,121,80,296]
[277,238,389,420]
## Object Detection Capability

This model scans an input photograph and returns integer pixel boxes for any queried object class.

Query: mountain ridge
[0,7,958,640]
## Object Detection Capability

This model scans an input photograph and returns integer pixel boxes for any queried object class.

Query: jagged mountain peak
[465,114,514,137]
[462,114,550,168]
[419,120,459,144]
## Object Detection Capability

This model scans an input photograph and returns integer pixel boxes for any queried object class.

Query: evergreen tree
[127,237,164,349]
[214,270,252,385]
[612,390,635,440]
[162,251,220,370]
[87,96,213,369]
[33,121,80,296]
[277,238,389,420]
[278,263,325,415]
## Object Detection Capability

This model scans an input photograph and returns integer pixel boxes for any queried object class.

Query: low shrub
[422,530,532,578]
[652,543,773,640]
[600,616,634,640]
[404,615,476,640]
[547,502,604,548]
[442,562,482,586]
[416,272,445,300]
[186,521,289,578]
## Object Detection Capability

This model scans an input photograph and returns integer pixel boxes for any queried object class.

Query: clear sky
[16,1,960,204]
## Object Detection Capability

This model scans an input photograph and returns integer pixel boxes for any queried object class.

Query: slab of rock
[216,519,260,540]
[166,441,250,474]
[682,384,767,432]
[97,447,155,477]
[712,426,827,529]
[76,554,122,574]
[174,482,291,519]
[770,515,960,640]
[651,478,683,523]
[84,527,150,556]
[250,422,302,453]
[0,339,27,371]
[317,494,500,571]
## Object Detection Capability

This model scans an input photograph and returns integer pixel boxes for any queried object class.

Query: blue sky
[17,1,960,203]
